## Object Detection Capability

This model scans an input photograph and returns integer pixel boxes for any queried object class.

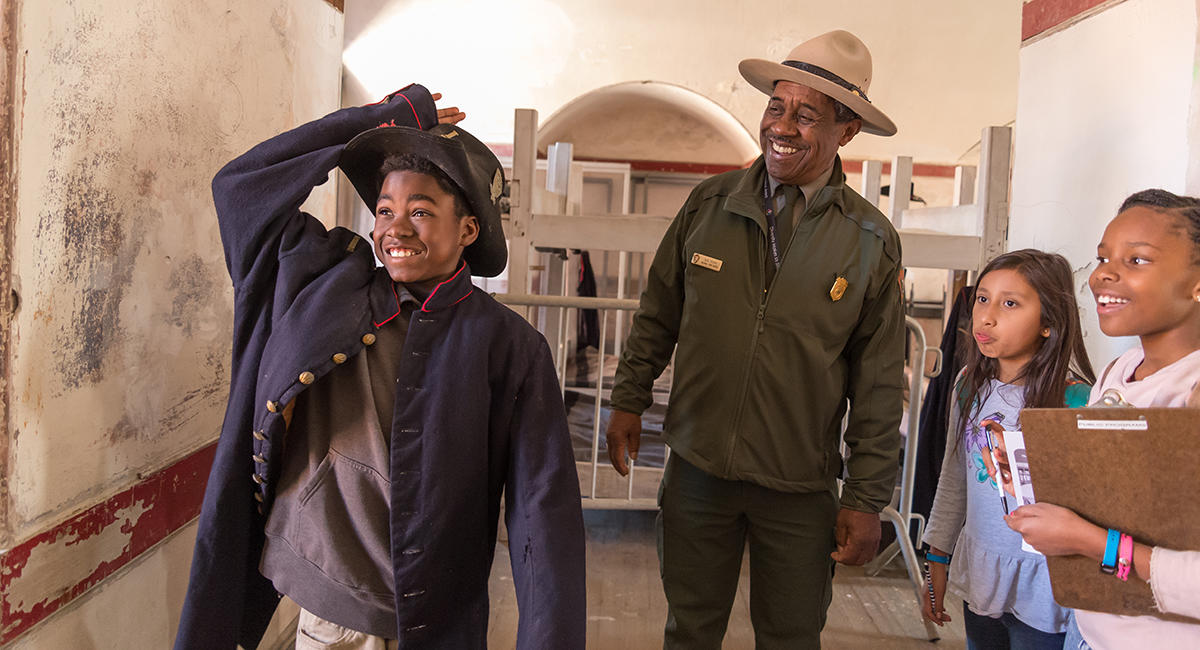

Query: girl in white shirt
[1006,189,1200,650]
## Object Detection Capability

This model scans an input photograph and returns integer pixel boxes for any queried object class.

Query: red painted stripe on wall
[604,156,961,178]
[485,145,961,180]
[578,157,747,175]
[0,443,216,644]
[1022,0,1123,42]
[841,159,959,179]
[487,143,514,158]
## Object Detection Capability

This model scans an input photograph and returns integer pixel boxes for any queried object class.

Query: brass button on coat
[252,473,265,485]
[362,333,377,346]
[252,454,266,464]
[254,492,264,503]
[253,431,266,441]
[299,371,315,385]
[266,400,278,413]
[332,352,347,364]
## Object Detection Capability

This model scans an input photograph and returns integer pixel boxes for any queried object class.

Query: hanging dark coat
[912,284,974,528]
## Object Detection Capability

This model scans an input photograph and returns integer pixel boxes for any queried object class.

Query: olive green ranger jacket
[610,156,903,513]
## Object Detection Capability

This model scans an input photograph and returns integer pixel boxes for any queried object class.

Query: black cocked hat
[340,123,508,277]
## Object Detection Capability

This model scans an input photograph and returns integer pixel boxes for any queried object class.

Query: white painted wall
[534,81,760,165]
[343,0,1021,166]
[1009,0,1198,367]
[4,1,342,647]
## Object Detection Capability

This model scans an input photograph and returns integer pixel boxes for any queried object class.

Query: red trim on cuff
[394,92,423,129]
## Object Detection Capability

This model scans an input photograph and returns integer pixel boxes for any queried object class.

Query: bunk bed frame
[495,107,1013,641]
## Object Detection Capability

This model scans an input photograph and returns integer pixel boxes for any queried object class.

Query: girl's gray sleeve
[922,374,968,552]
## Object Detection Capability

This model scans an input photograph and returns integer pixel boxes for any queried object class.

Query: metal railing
[494,293,660,509]
[866,315,943,642]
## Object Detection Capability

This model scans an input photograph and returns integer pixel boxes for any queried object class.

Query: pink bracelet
[1116,533,1134,581]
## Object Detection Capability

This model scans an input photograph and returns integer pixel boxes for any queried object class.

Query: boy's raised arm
[212,84,438,288]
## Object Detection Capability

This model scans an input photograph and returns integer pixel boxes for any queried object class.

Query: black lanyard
[762,176,782,267]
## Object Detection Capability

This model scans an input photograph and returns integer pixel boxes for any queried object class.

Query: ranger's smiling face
[759,80,860,186]
[372,170,478,292]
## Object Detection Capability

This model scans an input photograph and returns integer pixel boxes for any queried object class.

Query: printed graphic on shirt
[966,411,1004,490]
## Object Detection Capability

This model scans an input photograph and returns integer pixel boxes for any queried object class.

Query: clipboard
[1020,407,1200,623]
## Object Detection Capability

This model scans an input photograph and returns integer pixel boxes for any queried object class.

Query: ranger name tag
[691,253,723,272]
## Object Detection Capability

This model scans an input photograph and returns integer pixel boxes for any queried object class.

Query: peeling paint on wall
[0,0,354,646]
[3,0,343,645]
[0,445,215,644]
[8,0,341,530]
[6,499,151,612]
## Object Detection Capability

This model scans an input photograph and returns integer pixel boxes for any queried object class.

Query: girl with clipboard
[1008,190,1200,649]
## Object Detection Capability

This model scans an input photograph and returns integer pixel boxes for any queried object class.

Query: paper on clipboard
[994,429,1042,554]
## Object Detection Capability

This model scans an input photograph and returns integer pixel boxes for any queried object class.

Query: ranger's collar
[369,261,475,324]
[726,156,849,228]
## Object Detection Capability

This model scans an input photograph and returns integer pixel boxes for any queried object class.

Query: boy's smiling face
[373,170,478,292]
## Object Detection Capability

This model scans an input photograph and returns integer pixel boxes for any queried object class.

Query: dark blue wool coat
[174,84,586,650]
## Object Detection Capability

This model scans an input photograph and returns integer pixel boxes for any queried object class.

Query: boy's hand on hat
[430,92,466,125]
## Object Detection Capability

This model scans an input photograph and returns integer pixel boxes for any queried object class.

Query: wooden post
[945,164,978,328]
[612,166,632,363]
[546,142,573,213]
[953,165,977,206]
[976,127,1012,272]
[889,156,912,227]
[507,108,538,299]
[860,159,883,208]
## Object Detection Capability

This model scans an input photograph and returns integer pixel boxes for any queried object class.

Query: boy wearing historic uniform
[175,84,585,650]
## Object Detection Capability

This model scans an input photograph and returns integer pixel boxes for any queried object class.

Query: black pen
[982,417,1010,515]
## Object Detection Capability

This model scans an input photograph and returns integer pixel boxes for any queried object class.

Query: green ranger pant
[657,454,838,649]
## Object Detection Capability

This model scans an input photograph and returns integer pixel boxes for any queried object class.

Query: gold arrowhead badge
[830,276,848,301]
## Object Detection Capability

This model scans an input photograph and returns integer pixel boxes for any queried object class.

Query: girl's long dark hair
[955,249,1096,443]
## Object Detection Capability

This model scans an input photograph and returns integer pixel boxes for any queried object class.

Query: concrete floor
[486,508,967,649]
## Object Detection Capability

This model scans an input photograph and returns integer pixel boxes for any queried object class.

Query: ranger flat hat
[739,29,896,137]
[340,123,508,277]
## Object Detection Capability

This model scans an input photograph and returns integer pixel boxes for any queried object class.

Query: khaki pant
[658,454,838,650]
[295,609,398,650]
